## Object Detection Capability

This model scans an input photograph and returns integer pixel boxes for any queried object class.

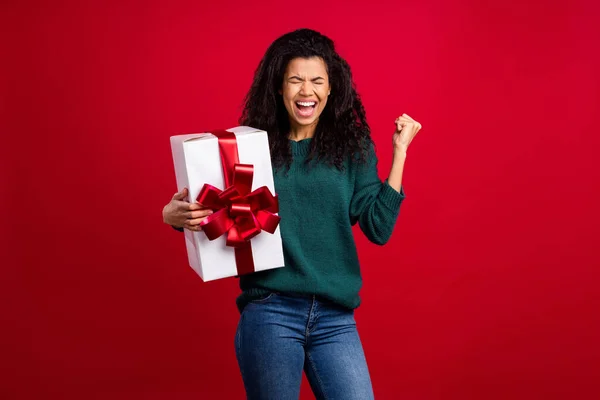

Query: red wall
[3,0,600,398]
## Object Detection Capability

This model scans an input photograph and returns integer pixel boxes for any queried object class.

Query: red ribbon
[196,130,280,276]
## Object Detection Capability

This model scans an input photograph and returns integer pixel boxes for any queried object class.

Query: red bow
[196,130,280,275]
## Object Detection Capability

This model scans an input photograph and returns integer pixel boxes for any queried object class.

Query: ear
[278,89,282,95]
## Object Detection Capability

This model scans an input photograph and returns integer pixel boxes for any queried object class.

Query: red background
[3,0,600,399]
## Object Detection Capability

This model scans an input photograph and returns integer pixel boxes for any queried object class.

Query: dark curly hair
[239,28,372,171]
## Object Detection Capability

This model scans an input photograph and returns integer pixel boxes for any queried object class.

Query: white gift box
[170,126,285,281]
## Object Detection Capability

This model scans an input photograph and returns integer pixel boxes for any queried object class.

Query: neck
[288,121,317,141]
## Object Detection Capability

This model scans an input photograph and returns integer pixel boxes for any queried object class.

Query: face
[280,57,331,130]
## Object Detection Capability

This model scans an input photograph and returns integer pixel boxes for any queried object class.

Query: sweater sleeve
[349,143,405,245]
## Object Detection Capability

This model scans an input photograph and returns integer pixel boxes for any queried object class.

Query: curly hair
[239,28,372,171]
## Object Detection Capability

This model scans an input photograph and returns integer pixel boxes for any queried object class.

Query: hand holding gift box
[170,126,285,281]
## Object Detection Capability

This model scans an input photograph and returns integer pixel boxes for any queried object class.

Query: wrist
[393,147,407,160]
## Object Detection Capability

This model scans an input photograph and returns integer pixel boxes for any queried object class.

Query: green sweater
[236,138,405,312]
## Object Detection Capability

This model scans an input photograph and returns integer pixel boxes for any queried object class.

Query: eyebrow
[288,75,326,81]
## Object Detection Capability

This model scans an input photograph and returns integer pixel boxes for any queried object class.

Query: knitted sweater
[236,138,404,312]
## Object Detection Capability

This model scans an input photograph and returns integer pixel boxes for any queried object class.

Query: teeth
[296,101,316,106]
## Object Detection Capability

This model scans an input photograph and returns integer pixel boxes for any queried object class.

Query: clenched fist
[394,113,422,152]
[162,188,213,231]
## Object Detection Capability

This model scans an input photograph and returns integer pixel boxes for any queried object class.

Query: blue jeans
[235,292,375,400]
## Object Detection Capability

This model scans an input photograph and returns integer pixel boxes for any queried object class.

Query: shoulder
[348,137,377,170]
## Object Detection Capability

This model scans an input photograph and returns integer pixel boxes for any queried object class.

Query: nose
[299,81,314,96]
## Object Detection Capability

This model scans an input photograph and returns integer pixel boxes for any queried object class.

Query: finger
[184,223,202,232]
[186,209,214,219]
[188,202,203,211]
[186,217,207,226]
[404,114,421,130]
[403,114,422,132]
[398,120,418,129]
[396,119,414,131]
[176,201,204,213]
[172,187,188,201]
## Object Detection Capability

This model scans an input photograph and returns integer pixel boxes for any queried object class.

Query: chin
[294,118,318,126]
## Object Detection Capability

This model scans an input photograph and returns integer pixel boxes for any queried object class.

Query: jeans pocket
[249,292,277,304]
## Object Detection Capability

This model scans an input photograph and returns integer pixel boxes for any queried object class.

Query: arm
[349,114,422,245]
[387,149,407,193]
[349,143,405,245]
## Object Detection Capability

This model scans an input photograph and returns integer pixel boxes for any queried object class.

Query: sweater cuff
[380,181,405,210]
[172,225,184,232]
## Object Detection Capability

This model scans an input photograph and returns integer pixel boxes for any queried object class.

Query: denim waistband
[272,291,346,307]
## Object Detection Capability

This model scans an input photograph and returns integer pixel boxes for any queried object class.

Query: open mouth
[295,101,317,117]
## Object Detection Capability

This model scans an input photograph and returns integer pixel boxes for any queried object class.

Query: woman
[163,28,422,400]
